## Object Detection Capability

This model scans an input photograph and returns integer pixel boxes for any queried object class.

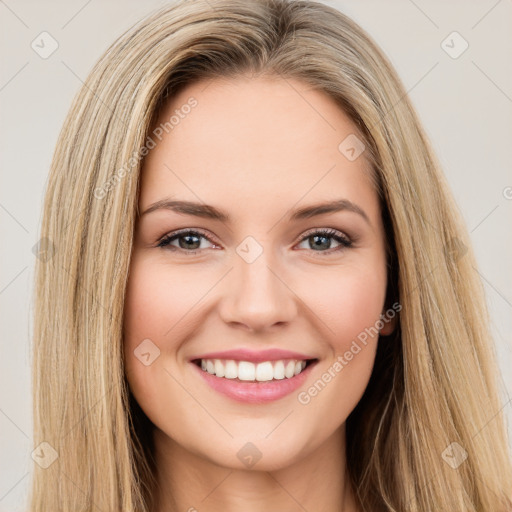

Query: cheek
[293,259,387,418]
[304,257,388,351]
[122,257,187,400]
[123,254,210,352]
[331,272,385,347]
[122,254,228,411]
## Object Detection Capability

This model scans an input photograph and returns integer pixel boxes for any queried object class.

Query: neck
[152,425,359,512]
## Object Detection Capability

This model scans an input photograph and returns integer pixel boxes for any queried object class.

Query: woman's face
[123,75,394,470]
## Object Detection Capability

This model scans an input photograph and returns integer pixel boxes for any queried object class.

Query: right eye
[157,229,219,254]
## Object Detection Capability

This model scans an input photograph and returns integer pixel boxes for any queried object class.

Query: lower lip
[191,361,316,404]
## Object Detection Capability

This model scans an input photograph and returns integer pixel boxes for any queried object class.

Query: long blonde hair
[30,0,512,510]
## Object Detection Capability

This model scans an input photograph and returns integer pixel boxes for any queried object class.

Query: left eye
[157,228,352,255]
[296,228,353,254]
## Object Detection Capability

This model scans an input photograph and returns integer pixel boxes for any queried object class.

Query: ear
[379,306,398,336]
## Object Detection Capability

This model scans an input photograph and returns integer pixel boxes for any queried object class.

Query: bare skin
[123,75,396,512]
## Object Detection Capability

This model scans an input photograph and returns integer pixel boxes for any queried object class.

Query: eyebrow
[140,198,371,225]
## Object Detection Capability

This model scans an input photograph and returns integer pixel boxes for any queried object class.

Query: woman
[31,0,512,510]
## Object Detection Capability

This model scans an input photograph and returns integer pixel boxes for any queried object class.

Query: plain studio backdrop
[0,0,511,509]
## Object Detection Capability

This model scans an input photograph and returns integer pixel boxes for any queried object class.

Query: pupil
[180,234,200,250]
[311,235,330,251]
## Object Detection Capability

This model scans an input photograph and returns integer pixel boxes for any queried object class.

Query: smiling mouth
[192,358,318,382]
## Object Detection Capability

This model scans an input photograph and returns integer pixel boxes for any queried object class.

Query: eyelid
[157,227,220,247]
[159,227,213,240]
[297,226,352,244]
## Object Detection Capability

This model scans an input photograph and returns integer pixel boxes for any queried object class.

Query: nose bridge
[220,236,296,331]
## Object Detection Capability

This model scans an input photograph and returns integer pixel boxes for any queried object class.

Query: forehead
[139,76,379,223]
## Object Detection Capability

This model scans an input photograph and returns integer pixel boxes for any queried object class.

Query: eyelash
[156,228,353,256]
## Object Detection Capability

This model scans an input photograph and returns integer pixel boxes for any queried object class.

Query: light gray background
[1,0,511,509]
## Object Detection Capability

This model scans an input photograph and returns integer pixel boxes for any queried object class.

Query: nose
[218,249,298,333]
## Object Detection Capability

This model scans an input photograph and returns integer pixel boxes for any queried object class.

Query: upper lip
[190,348,317,363]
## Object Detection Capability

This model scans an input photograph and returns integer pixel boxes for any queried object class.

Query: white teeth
[285,361,295,378]
[224,360,238,379]
[255,361,274,382]
[214,359,225,377]
[238,361,255,381]
[197,358,311,382]
[273,360,285,380]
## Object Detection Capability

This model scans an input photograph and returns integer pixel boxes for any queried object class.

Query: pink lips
[190,348,317,404]
[190,348,315,363]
